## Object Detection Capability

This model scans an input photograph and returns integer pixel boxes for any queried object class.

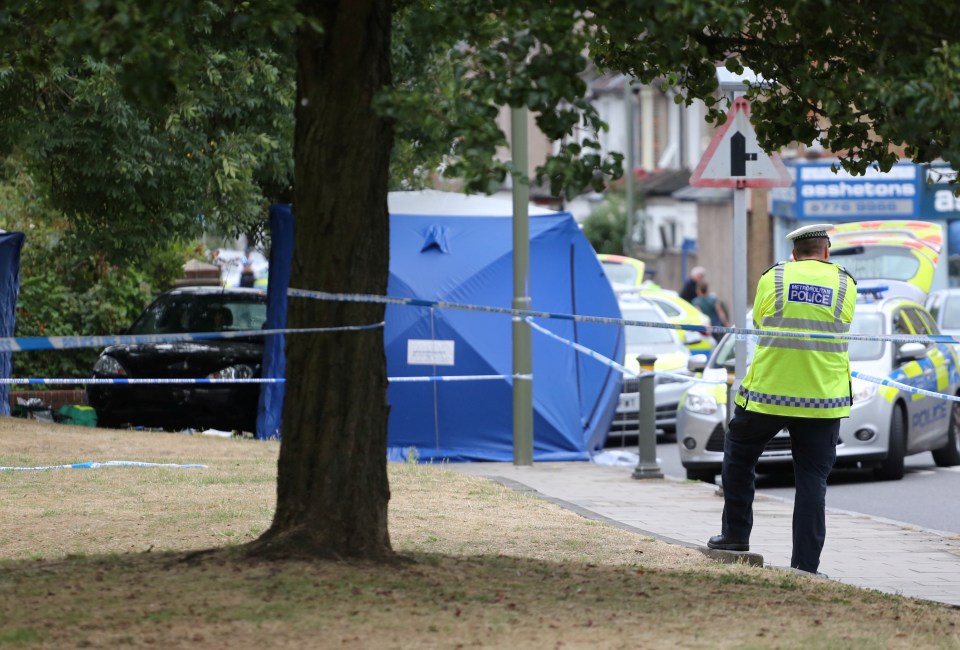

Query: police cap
[786,223,833,246]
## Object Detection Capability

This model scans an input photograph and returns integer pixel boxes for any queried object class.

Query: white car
[676,294,960,482]
[607,297,693,442]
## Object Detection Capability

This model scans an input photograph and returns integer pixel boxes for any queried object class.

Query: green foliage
[589,1,960,176]
[0,168,191,382]
[386,1,624,198]
[581,194,626,255]
[0,3,295,265]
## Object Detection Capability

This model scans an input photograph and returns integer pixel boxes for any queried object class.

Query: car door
[896,306,946,446]
[909,307,957,447]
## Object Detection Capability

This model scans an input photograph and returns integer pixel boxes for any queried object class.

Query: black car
[87,286,269,432]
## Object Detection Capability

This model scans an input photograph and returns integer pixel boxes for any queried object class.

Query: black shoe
[707,534,749,552]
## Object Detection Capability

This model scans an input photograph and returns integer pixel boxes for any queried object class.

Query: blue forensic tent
[386,191,623,462]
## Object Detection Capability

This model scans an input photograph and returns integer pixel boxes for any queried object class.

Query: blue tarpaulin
[258,192,624,460]
[256,204,293,440]
[0,233,24,417]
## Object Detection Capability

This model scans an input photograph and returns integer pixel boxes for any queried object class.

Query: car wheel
[932,396,960,467]
[874,403,906,481]
[686,467,718,483]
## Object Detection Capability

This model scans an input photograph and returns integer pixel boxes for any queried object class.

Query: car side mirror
[687,354,707,373]
[896,342,927,362]
[685,330,704,345]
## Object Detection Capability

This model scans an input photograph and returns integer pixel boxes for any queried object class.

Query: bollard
[632,354,664,479]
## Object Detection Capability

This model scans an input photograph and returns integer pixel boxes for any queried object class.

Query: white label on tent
[407,340,455,366]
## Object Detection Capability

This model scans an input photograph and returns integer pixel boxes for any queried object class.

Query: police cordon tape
[0,322,386,353]
[530,316,960,403]
[288,289,960,347]
[6,289,960,398]
[850,370,960,403]
[1,375,530,385]
[2,289,957,353]
[0,460,206,471]
[524,317,725,385]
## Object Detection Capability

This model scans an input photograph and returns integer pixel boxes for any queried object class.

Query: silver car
[608,297,694,442]
[676,295,960,482]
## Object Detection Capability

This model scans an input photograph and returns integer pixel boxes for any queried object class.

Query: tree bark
[247,0,394,560]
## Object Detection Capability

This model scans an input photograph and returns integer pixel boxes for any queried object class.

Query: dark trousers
[721,405,840,573]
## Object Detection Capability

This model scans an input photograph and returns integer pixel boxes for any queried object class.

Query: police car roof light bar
[856,286,888,302]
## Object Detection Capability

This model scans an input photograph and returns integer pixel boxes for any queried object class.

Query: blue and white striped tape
[851,370,960,403]
[527,315,960,403]
[4,378,283,385]
[289,289,960,347]
[5,290,960,353]
[9,290,960,403]
[388,374,532,383]
[525,318,725,385]
[0,460,207,471]
[9,374,527,385]
[0,322,384,353]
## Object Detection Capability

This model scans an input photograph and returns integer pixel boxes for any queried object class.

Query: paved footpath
[447,461,960,607]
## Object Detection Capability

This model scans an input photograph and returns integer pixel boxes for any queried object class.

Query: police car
[676,291,960,482]
[607,297,694,442]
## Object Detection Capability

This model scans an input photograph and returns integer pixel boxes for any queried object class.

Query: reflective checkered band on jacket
[738,386,851,409]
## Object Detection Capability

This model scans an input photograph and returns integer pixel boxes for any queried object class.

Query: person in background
[680,266,706,302]
[691,281,730,342]
[707,223,855,577]
[641,267,661,289]
[239,260,256,288]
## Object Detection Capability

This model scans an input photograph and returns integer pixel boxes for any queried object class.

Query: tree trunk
[247,0,394,560]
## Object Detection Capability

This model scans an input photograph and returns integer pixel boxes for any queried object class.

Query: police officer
[707,223,856,576]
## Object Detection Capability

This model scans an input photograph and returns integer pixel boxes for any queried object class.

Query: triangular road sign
[690,97,792,188]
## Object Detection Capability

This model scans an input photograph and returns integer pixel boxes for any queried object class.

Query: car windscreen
[648,297,682,318]
[128,294,268,334]
[603,263,639,286]
[621,307,675,345]
[829,245,921,282]
[709,311,884,368]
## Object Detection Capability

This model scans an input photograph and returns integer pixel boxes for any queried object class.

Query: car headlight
[208,364,254,380]
[684,393,718,415]
[852,378,877,404]
[93,355,127,377]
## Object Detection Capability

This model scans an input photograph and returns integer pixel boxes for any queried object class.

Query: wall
[690,187,774,324]
[10,389,87,413]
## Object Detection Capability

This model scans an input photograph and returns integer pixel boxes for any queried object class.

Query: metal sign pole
[511,106,533,466]
[730,88,747,385]
[733,185,747,383]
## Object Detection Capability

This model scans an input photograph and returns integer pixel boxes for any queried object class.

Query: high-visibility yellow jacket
[735,259,857,418]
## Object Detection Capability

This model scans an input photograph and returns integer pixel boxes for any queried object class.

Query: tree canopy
[0,2,295,263]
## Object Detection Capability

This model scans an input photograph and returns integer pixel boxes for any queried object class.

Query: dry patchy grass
[0,419,957,649]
